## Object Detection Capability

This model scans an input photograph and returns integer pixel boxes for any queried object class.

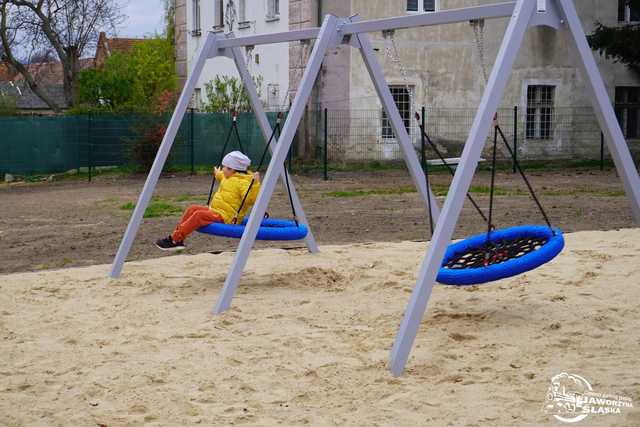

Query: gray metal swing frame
[110,0,640,376]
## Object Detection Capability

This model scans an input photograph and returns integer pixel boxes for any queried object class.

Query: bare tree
[0,0,123,111]
[27,48,55,64]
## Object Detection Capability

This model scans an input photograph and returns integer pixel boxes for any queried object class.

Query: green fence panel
[0,112,287,176]
[0,115,81,175]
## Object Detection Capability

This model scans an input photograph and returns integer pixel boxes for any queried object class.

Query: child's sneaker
[155,236,185,251]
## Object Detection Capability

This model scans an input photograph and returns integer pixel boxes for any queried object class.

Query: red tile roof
[4,58,95,84]
[95,32,147,67]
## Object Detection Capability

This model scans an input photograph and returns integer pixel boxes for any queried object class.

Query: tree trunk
[62,46,80,108]
[0,4,61,111]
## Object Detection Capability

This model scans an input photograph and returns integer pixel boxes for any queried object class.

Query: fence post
[323,107,328,180]
[190,108,195,175]
[87,113,92,182]
[513,105,518,174]
[288,139,293,173]
[600,131,604,171]
[421,106,426,171]
[77,117,81,176]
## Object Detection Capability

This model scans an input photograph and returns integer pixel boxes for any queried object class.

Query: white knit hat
[222,151,251,171]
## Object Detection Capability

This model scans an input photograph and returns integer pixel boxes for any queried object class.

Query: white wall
[185,0,290,109]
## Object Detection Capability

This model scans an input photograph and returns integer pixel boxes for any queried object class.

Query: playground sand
[1,229,639,426]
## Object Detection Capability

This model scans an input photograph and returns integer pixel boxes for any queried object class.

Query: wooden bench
[426,157,486,169]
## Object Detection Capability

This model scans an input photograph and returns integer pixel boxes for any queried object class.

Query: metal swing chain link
[240,45,255,112]
[383,30,415,114]
[469,19,555,236]
[471,19,489,88]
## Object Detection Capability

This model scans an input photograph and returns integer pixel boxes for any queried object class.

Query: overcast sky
[120,0,165,38]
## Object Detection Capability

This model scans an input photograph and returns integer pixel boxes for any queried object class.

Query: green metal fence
[0,111,285,177]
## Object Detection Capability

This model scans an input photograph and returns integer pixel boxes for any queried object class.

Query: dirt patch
[0,168,636,274]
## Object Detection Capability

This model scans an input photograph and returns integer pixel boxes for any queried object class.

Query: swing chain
[470,19,489,87]
[383,30,414,111]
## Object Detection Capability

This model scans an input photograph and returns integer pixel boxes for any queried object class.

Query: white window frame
[214,0,224,31]
[238,0,251,29]
[191,0,201,36]
[406,0,438,14]
[266,0,280,21]
[524,83,556,140]
[381,85,414,141]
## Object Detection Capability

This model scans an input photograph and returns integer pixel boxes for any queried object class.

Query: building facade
[176,0,640,162]
[175,0,290,110]
[309,0,640,161]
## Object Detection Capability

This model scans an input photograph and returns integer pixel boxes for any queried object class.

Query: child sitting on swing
[156,151,261,251]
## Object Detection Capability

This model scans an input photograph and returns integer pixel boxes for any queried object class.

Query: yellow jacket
[210,169,261,224]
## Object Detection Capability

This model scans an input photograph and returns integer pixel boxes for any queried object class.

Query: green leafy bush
[0,91,17,116]
[76,37,176,112]
[202,75,262,113]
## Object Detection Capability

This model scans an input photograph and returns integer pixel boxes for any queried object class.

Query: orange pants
[172,205,224,242]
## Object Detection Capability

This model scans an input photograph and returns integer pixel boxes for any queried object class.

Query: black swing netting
[442,235,549,270]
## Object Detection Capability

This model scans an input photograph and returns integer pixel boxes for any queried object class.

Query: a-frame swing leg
[354,24,441,222]
[109,33,217,278]
[213,15,340,314]
[388,0,537,376]
[557,0,640,222]
[227,40,319,253]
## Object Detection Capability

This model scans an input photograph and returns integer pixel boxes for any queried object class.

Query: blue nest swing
[436,225,564,286]
[198,217,308,241]
[198,112,307,242]
[415,113,565,287]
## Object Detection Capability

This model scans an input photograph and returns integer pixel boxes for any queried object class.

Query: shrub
[0,92,17,116]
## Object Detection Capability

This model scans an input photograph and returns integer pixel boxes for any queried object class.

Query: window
[526,85,555,140]
[238,0,251,28]
[192,0,201,36]
[267,84,280,109]
[619,0,640,22]
[214,0,224,29]
[238,0,246,21]
[615,87,640,138]
[381,86,412,139]
[192,88,202,110]
[267,0,280,20]
[407,0,436,12]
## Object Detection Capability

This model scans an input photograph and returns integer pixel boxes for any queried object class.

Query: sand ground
[1,229,639,426]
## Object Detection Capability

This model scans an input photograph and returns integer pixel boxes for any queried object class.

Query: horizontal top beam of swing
[214,2,516,49]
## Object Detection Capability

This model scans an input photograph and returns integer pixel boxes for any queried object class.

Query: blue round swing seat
[198,218,308,241]
[436,225,564,286]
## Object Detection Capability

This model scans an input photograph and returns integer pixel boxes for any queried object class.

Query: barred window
[526,85,555,140]
[267,0,280,18]
[618,0,640,22]
[192,88,202,110]
[192,0,201,36]
[407,0,436,12]
[267,83,280,110]
[239,0,246,22]
[214,0,224,28]
[424,0,436,12]
[615,87,640,138]
[381,86,412,139]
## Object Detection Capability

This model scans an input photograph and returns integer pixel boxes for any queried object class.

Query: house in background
[174,0,290,111]
[0,59,94,114]
[0,32,147,114]
[95,32,147,68]
[173,0,640,162]
[287,0,640,161]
